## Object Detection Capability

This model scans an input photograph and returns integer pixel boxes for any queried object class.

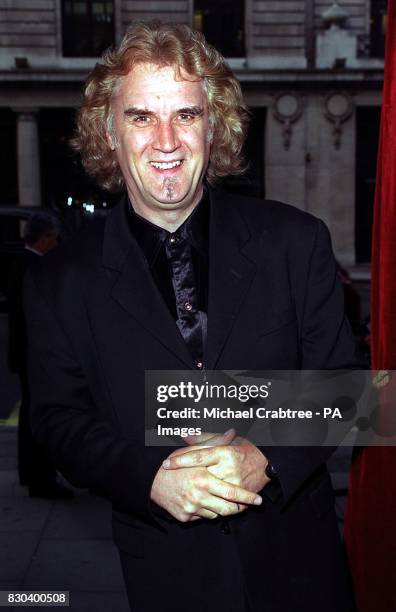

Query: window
[0,110,17,205]
[62,0,114,57]
[194,0,245,57]
[370,0,387,58]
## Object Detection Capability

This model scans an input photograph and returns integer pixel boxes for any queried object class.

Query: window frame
[190,0,248,61]
[59,0,116,59]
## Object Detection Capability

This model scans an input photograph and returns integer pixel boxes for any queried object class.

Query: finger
[203,429,236,447]
[198,496,242,517]
[205,496,248,516]
[190,508,218,520]
[163,447,219,470]
[183,431,218,446]
[207,464,240,483]
[235,503,248,512]
[208,500,240,516]
[207,475,262,506]
[183,429,235,447]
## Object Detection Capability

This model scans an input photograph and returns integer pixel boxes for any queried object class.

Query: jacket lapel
[102,196,195,368]
[102,190,270,371]
[205,189,260,369]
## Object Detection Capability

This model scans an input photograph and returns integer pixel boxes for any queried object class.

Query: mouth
[149,160,183,171]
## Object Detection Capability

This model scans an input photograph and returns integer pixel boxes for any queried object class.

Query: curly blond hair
[72,21,249,192]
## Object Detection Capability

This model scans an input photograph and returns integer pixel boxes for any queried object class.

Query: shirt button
[184,301,193,311]
[196,361,204,369]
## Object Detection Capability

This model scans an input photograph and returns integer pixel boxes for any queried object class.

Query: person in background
[7,212,73,499]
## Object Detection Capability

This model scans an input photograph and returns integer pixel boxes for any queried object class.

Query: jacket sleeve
[261,219,364,506]
[24,269,170,523]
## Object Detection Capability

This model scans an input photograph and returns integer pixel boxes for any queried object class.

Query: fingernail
[162,459,170,469]
[224,428,234,436]
[254,496,262,505]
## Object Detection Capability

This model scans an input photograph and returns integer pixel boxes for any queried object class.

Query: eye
[133,115,152,125]
[177,113,195,124]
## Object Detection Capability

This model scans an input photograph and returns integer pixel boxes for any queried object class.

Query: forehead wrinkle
[120,65,206,100]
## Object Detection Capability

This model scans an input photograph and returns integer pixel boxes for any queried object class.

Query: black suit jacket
[24,189,359,612]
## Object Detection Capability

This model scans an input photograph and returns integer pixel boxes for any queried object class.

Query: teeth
[150,160,182,170]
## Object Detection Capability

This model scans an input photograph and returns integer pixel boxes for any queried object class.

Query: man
[24,22,359,611]
[8,212,72,498]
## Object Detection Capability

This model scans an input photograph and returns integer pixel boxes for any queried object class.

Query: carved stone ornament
[321,1,350,29]
[272,92,304,150]
[323,91,354,149]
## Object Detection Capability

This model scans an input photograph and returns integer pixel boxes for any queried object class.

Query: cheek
[114,140,140,179]
[184,131,209,160]
[121,129,151,159]
[178,122,207,148]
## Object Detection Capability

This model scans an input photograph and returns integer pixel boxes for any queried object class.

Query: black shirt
[127,192,210,368]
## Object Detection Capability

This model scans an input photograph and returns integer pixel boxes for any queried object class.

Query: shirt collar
[127,188,210,266]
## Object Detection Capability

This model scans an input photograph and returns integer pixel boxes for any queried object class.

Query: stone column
[14,109,42,207]
[305,94,356,266]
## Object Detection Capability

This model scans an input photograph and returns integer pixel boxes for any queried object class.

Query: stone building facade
[0,0,385,281]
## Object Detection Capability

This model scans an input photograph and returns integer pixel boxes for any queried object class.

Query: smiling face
[108,62,211,227]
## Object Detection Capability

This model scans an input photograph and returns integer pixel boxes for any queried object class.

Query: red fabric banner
[344,2,396,610]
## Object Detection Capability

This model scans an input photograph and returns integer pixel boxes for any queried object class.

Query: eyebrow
[123,106,204,118]
[176,106,204,116]
[124,107,155,118]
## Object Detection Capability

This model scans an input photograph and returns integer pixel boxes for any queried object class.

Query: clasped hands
[150,430,270,523]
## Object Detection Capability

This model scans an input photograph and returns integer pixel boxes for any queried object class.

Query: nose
[153,120,180,153]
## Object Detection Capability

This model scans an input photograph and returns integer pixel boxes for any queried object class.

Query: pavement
[0,420,352,612]
[0,426,130,611]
